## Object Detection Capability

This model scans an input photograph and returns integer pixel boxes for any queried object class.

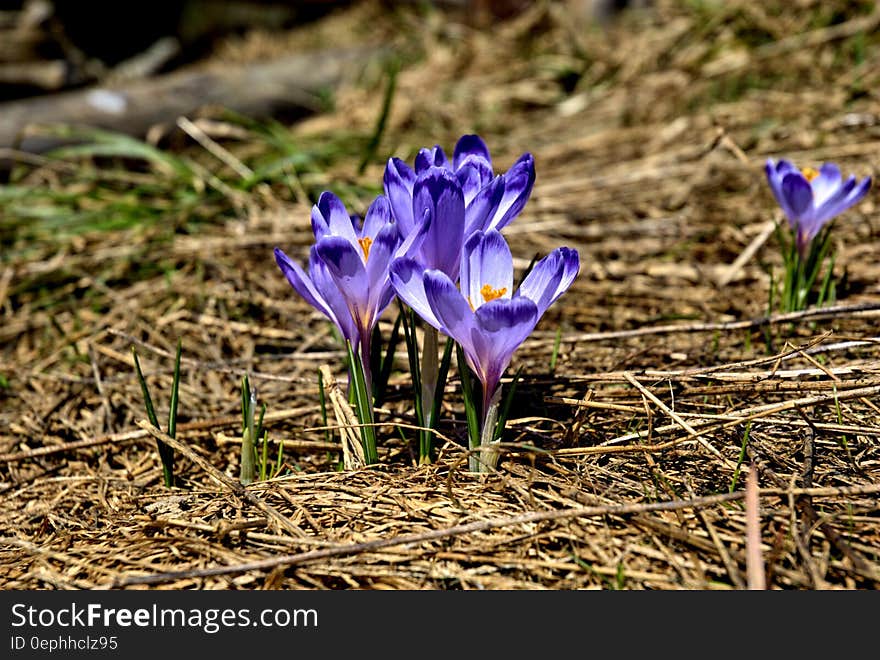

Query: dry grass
[2,0,880,590]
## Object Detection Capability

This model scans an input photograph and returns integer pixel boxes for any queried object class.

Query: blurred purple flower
[390,229,579,415]
[384,134,535,276]
[765,158,871,255]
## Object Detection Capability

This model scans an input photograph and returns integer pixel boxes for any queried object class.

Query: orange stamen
[358,236,373,260]
[480,283,507,303]
[801,167,820,182]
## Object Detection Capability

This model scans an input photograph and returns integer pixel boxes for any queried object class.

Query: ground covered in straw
[2,0,880,590]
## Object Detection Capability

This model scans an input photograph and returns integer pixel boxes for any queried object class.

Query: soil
[2,0,879,590]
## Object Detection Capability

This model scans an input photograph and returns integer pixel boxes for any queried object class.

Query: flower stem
[420,325,439,462]
[346,339,378,465]
[456,345,482,473]
[476,383,502,473]
[359,333,375,406]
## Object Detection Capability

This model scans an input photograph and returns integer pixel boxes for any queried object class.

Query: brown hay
[2,0,879,590]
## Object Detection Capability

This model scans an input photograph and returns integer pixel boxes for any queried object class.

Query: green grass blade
[549,326,563,372]
[260,429,269,482]
[132,345,173,487]
[369,323,383,403]
[456,344,481,470]
[399,303,424,425]
[43,125,194,180]
[421,335,454,463]
[240,379,257,485]
[167,339,182,440]
[430,335,454,425]
[274,435,285,478]
[375,311,403,408]
[317,369,331,445]
[241,373,249,432]
[132,346,160,430]
[729,421,751,493]
[256,402,267,449]
[358,56,399,175]
[494,366,524,442]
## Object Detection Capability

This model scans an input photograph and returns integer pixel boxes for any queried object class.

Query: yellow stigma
[801,167,820,182]
[358,236,373,260]
[480,283,507,303]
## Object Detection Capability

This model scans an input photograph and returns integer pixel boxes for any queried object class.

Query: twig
[689,484,745,589]
[87,343,116,435]
[319,364,365,470]
[704,8,880,77]
[176,115,253,180]
[796,348,880,417]
[623,371,737,470]
[599,382,880,447]
[0,266,13,310]
[0,405,316,463]
[558,302,880,344]
[717,219,776,287]
[787,476,826,589]
[104,483,880,587]
[749,441,880,584]
[136,420,307,538]
[744,464,765,590]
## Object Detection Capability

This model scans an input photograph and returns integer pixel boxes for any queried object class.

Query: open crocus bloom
[384,134,536,271]
[390,229,579,413]
[765,158,871,255]
[274,191,403,360]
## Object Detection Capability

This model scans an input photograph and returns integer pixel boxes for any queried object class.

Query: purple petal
[389,258,441,329]
[781,172,814,220]
[518,247,580,318]
[850,175,872,204]
[456,157,495,205]
[313,191,358,247]
[453,134,492,170]
[361,195,393,239]
[464,175,505,236]
[383,158,416,236]
[810,163,842,207]
[461,229,513,311]
[814,175,871,228]
[415,146,450,173]
[310,206,329,240]
[773,159,799,177]
[413,167,466,277]
[394,206,431,260]
[315,237,370,331]
[307,248,359,346]
[489,153,535,231]
[376,285,397,321]
[274,246,336,321]
[766,159,800,225]
[470,297,539,397]
[423,269,477,354]
[365,223,400,314]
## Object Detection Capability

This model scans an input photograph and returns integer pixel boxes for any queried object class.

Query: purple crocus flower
[384,134,536,273]
[765,158,871,255]
[274,191,409,391]
[390,229,579,422]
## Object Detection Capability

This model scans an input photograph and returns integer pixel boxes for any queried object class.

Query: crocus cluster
[765,158,871,312]
[275,134,579,471]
